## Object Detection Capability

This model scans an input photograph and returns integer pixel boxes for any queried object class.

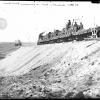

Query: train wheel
[59,39,63,42]
[56,40,59,43]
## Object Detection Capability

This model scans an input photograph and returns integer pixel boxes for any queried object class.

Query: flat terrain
[0,40,100,98]
[0,42,35,59]
[0,42,20,59]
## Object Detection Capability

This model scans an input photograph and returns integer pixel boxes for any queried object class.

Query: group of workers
[66,20,83,32]
[39,19,84,40]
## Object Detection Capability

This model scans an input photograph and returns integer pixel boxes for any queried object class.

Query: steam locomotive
[37,19,100,45]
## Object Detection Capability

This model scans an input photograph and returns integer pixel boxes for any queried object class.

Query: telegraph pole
[92,16,97,38]
[94,16,95,27]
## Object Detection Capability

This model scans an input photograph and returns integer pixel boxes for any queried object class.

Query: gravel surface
[0,40,100,98]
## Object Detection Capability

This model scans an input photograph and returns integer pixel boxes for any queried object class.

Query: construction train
[37,19,100,45]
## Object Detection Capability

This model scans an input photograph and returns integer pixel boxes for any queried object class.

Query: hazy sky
[0,1,100,42]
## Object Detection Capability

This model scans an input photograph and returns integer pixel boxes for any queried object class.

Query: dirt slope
[1,40,100,98]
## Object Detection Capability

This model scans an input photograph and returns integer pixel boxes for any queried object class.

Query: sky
[0,1,100,42]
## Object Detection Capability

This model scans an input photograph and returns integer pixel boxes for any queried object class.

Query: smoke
[0,18,7,29]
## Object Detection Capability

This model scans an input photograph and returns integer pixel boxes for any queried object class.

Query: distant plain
[0,42,20,59]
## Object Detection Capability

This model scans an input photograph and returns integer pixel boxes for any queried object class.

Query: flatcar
[37,20,100,45]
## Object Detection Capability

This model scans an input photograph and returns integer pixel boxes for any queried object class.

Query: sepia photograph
[0,1,100,99]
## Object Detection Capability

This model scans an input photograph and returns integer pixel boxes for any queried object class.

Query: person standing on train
[66,20,71,30]
[74,22,78,32]
[79,22,83,30]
